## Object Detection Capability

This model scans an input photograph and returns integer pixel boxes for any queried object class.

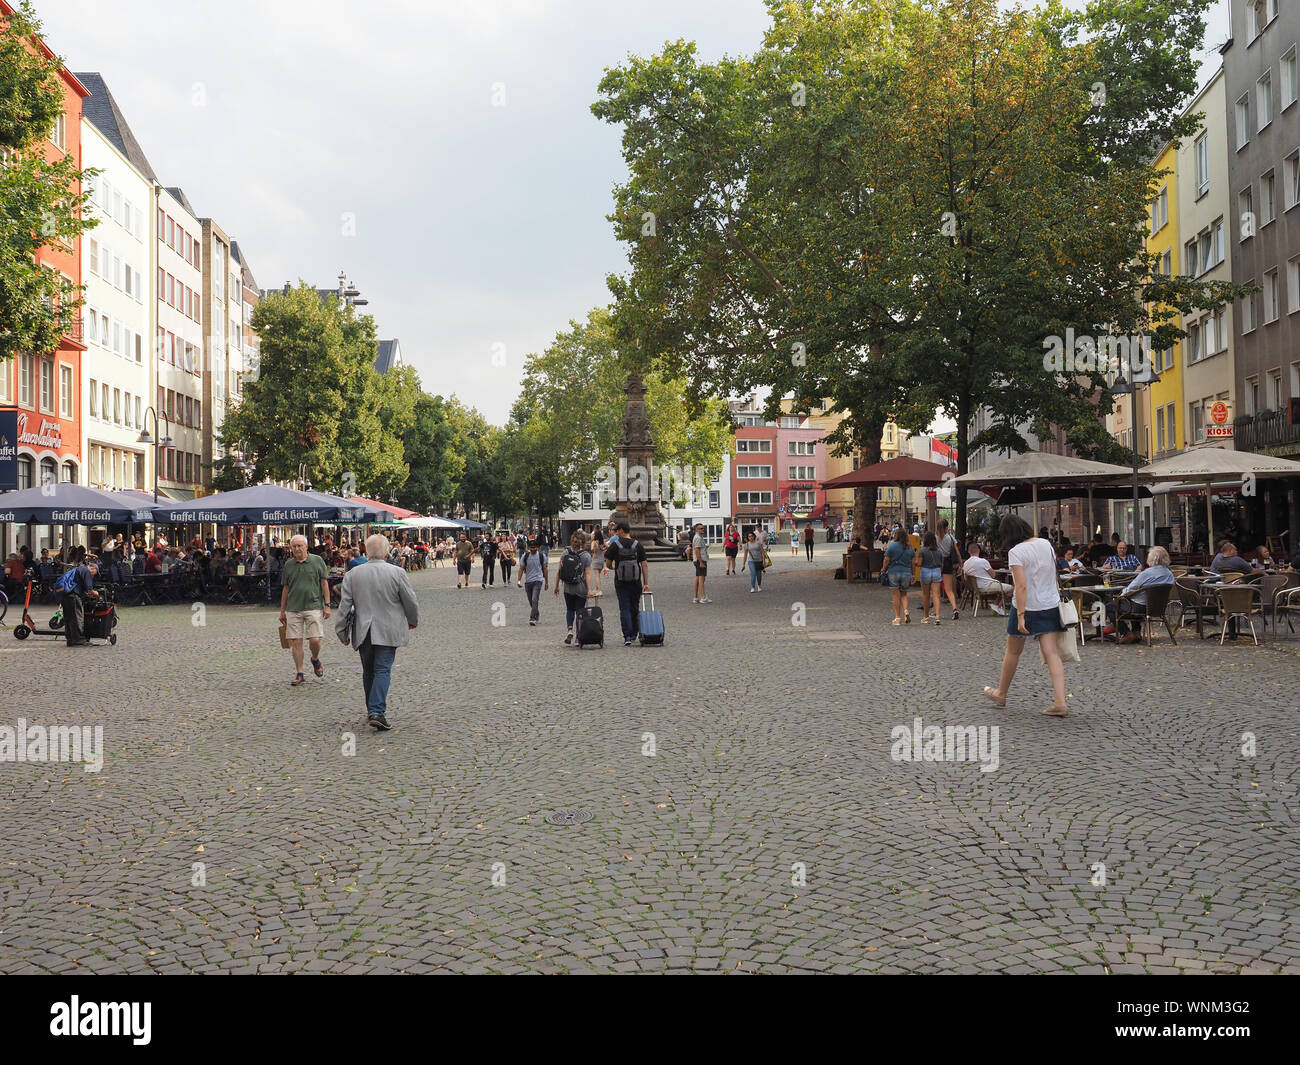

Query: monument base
[610,502,665,546]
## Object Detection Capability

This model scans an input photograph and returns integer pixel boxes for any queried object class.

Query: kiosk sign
[1206,400,1233,439]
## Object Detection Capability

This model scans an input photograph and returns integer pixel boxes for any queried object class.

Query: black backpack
[558,549,585,586]
[616,540,641,582]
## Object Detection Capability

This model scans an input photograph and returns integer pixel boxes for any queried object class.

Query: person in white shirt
[981,516,1069,718]
[961,543,1012,616]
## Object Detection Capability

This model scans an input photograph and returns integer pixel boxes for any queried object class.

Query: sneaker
[922,615,931,624]
[952,610,958,621]
[368,714,392,731]
[564,632,573,645]
[991,605,1006,616]
[749,587,756,593]
[529,619,537,626]
[624,638,634,646]
[699,598,712,604]
[692,597,700,604]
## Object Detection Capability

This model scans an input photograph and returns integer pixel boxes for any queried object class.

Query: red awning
[349,495,419,519]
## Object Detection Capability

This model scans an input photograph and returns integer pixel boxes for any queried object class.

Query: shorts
[1006,606,1063,638]
[457,559,472,575]
[920,567,942,584]
[886,569,911,589]
[695,562,708,577]
[285,609,324,640]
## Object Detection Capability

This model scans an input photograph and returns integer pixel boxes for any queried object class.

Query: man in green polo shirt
[279,533,332,686]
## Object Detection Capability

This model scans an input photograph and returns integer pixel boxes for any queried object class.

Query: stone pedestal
[609,371,665,544]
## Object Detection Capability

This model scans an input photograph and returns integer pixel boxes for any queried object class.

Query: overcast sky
[38,0,1229,428]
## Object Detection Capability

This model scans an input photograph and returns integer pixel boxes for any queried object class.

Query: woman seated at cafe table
[1106,546,1176,645]
[1250,545,1273,570]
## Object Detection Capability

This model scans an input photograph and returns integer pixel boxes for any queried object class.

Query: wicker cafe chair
[1116,583,1178,646]
[1104,569,1138,588]
[1257,573,1288,631]
[1274,584,1300,634]
[1174,577,1218,639]
[1215,584,1264,646]
[971,576,1007,618]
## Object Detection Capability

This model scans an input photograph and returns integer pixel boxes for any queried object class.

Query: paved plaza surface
[2,545,1298,974]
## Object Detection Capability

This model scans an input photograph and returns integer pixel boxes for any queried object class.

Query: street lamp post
[1112,355,1161,548]
[136,407,175,504]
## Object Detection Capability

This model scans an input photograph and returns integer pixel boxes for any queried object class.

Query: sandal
[291,673,306,687]
[904,613,911,623]
[982,687,1006,708]
[1042,705,1069,717]
[891,618,902,626]
[312,658,324,677]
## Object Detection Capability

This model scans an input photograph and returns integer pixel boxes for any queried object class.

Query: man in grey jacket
[335,534,419,731]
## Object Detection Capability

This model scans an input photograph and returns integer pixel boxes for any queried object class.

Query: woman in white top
[982,515,1069,717]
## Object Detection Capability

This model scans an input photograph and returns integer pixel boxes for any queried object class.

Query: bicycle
[0,586,7,625]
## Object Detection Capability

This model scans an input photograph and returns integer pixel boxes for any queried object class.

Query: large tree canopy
[593,0,1239,538]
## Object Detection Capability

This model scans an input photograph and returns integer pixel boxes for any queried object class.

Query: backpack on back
[616,540,641,583]
[54,567,80,594]
[558,549,585,586]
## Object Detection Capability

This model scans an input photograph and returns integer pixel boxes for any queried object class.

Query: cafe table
[1061,584,1128,643]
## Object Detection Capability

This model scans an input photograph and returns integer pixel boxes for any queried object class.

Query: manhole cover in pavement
[545,808,593,826]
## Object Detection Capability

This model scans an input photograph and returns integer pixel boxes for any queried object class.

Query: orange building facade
[0,1,89,493]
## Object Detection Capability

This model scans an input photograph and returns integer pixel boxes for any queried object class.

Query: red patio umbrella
[822,456,957,526]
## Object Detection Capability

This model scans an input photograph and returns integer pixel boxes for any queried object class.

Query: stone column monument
[610,371,665,545]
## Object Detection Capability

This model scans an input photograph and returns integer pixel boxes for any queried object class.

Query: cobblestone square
[2,547,1297,974]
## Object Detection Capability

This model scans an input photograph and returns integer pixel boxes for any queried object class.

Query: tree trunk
[955,389,971,546]
[851,424,884,537]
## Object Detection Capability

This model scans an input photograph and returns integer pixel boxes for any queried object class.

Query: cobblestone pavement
[2,545,1298,974]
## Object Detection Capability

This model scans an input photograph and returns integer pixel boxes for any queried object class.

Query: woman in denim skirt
[884,526,916,625]
[982,515,1070,717]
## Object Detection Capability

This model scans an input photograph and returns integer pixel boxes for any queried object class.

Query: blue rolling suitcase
[638,592,664,646]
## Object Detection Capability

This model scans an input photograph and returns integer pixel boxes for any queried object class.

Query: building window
[39,456,57,489]
[788,465,816,479]
[1194,135,1209,196]
[736,465,772,479]
[1269,371,1283,409]
[1265,269,1280,322]
[735,439,771,453]
[1284,46,1299,110]
[0,358,10,403]
[89,238,98,275]
[1262,171,1277,224]
[1243,287,1258,332]
[1235,94,1251,149]
[18,353,33,406]
[736,491,773,505]
[38,358,54,413]
[49,112,65,150]
[789,490,817,508]
[709,490,720,508]
[1166,403,1176,451]
[63,460,76,484]
[102,383,109,422]
[16,455,33,490]
[135,396,142,427]
[1288,255,1300,312]
[1184,237,1199,277]
[1284,151,1300,212]
[1258,71,1274,131]
[89,377,98,417]
[59,364,72,419]
[788,440,816,456]
[1239,187,1254,240]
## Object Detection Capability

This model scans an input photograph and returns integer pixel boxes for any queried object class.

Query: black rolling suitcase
[575,599,604,648]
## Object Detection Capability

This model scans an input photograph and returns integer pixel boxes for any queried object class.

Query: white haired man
[335,534,419,730]
[279,533,331,686]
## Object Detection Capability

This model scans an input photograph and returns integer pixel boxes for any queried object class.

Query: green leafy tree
[220,284,403,496]
[0,0,96,361]
[593,0,1242,542]
[401,392,462,515]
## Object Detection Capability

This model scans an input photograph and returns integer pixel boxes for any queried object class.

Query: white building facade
[154,186,205,498]
[77,75,154,494]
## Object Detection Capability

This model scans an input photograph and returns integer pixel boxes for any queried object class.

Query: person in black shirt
[480,534,498,587]
[603,520,650,646]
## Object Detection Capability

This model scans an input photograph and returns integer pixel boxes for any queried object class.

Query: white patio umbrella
[954,451,1133,532]
[399,515,461,530]
[1137,447,1300,550]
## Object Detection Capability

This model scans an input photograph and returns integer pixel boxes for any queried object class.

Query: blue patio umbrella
[147,484,364,525]
[0,483,156,524]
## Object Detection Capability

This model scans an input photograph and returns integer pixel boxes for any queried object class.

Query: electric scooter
[12,579,65,640]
